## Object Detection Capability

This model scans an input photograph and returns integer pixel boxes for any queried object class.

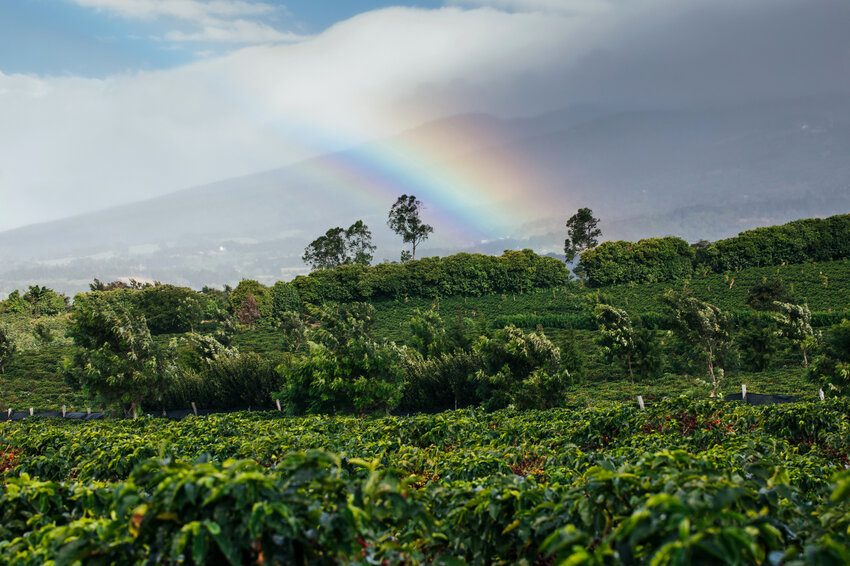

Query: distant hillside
[1,95,848,296]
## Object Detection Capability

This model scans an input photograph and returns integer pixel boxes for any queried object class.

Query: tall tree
[564,208,602,263]
[63,293,177,418]
[0,323,16,374]
[387,194,433,261]
[302,220,376,270]
[595,304,637,383]
[663,290,732,398]
[773,301,815,368]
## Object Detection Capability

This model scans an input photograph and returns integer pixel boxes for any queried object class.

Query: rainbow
[263,115,561,243]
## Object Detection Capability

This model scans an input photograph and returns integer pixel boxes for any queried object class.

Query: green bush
[290,249,570,304]
[579,237,695,287]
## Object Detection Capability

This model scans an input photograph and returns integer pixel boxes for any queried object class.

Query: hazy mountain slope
[1,95,849,296]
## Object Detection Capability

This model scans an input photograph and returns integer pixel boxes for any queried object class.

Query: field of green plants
[2,258,848,412]
[1,398,849,564]
[372,258,850,339]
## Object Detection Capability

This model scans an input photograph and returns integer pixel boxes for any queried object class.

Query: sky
[1,0,848,232]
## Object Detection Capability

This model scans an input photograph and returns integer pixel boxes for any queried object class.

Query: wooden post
[276,399,282,411]
[637,395,645,410]
[62,405,66,418]
[741,384,747,403]
[86,408,91,417]
[191,402,198,417]
[29,408,33,416]
[819,389,825,401]
[7,408,11,418]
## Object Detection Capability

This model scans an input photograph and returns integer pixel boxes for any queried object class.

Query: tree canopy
[564,208,602,263]
[303,220,376,270]
[388,195,433,261]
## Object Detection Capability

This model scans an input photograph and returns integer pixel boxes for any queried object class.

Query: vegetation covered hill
[1,214,848,413]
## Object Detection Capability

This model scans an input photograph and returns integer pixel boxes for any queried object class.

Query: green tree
[564,208,602,263]
[388,195,433,261]
[773,301,815,367]
[63,293,177,417]
[176,296,206,333]
[809,319,850,396]
[32,321,55,349]
[0,323,16,374]
[3,290,30,315]
[745,278,793,311]
[270,281,301,320]
[23,285,68,316]
[276,303,404,415]
[228,280,270,320]
[473,325,566,410]
[663,290,732,398]
[406,308,450,358]
[595,304,638,383]
[737,313,781,371]
[303,220,376,270]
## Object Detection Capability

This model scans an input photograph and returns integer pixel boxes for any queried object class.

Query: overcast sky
[1,0,848,232]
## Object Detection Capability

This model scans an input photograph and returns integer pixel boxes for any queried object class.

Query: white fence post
[741,384,747,403]
[275,399,282,411]
[819,389,825,401]
[62,405,66,418]
[637,395,645,410]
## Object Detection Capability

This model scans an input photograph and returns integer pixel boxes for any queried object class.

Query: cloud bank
[1,0,848,231]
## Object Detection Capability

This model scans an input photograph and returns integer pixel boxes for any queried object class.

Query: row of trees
[578,214,850,287]
[58,291,583,416]
[593,279,831,397]
[302,194,434,270]
[56,274,850,417]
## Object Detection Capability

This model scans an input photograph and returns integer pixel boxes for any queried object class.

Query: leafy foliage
[564,207,602,264]
[2,399,850,563]
[809,319,850,395]
[473,325,568,409]
[663,290,732,397]
[387,194,433,260]
[62,292,178,416]
[0,322,17,374]
[302,220,377,270]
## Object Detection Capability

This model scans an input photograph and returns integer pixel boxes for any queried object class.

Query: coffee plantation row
[1,398,849,564]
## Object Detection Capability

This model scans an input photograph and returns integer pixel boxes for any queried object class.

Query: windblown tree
[809,319,850,396]
[564,208,602,263]
[0,323,16,374]
[63,293,177,418]
[773,301,815,367]
[595,305,637,383]
[303,220,376,270]
[388,195,433,261]
[663,290,732,398]
[595,305,662,383]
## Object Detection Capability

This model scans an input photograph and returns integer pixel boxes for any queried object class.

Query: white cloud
[164,19,301,43]
[2,0,847,232]
[448,0,616,15]
[0,7,578,230]
[71,0,276,21]
[71,0,301,44]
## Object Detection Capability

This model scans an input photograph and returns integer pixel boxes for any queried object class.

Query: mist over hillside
[1,94,848,297]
